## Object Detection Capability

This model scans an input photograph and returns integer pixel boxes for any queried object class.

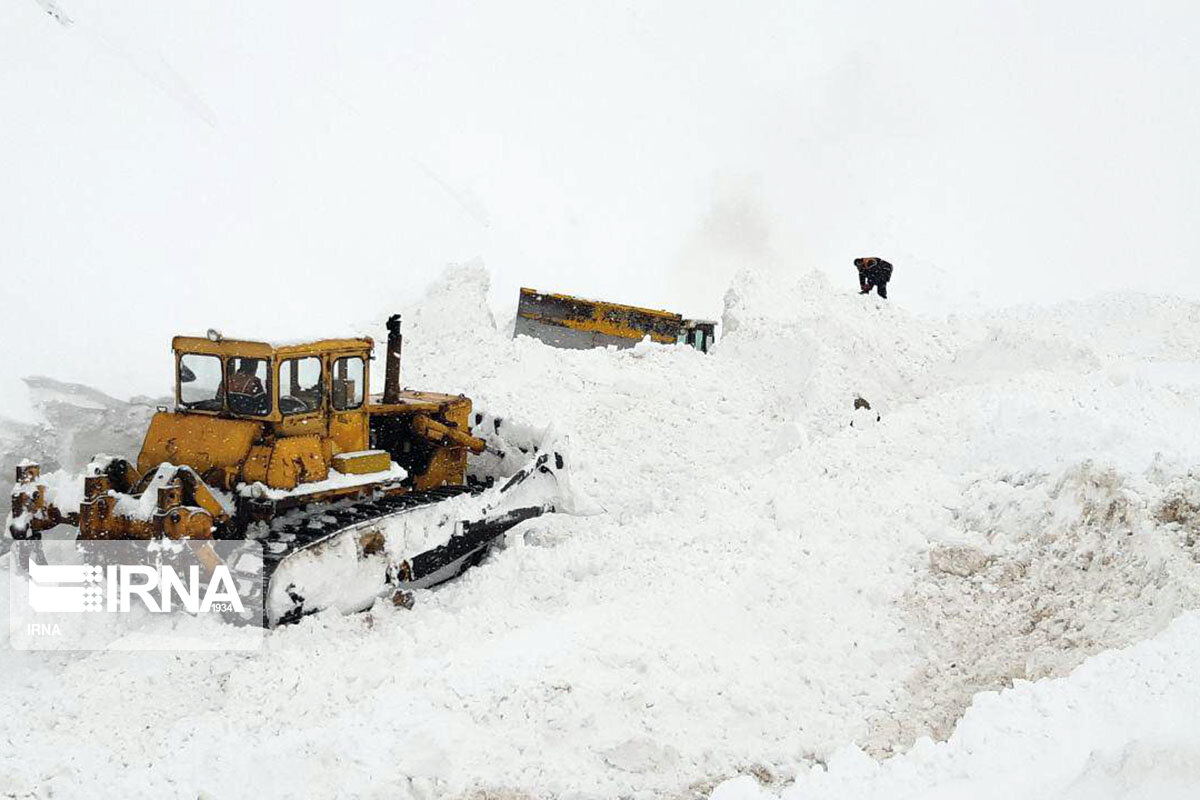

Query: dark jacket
[854,257,893,289]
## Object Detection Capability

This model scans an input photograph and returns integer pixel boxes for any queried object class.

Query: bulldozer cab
[172,334,376,467]
[125,323,482,496]
[174,336,371,424]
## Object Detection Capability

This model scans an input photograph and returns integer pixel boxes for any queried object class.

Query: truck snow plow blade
[514,287,716,352]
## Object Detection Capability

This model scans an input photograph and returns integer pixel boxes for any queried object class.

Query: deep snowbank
[2,265,1198,798]
[712,611,1200,800]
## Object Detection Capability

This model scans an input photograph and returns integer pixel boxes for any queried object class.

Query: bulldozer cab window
[332,356,365,410]
[178,354,223,411]
[279,356,323,415]
[225,357,271,416]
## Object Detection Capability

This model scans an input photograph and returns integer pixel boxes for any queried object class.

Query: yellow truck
[514,288,716,353]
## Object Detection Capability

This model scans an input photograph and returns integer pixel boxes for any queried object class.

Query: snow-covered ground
[713,612,1200,800]
[2,265,1199,798]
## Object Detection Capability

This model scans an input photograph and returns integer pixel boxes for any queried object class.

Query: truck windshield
[178,353,223,411]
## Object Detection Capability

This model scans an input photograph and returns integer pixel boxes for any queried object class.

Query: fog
[2,0,1198,421]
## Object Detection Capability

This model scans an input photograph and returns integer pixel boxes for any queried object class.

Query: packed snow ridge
[2,264,1199,799]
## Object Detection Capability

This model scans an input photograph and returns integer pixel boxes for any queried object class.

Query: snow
[2,264,1200,798]
[711,611,1200,800]
[0,376,164,523]
[39,468,85,516]
[107,464,232,521]
[263,444,581,623]
[237,463,407,500]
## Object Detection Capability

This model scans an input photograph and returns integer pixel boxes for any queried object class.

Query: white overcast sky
[2,0,1198,420]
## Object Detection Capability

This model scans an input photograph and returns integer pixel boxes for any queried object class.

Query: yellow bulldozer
[7,315,572,625]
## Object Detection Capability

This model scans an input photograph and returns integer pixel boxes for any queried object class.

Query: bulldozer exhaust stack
[384,313,403,404]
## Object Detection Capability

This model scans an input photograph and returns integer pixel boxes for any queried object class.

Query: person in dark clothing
[850,395,881,427]
[854,257,893,299]
[220,358,267,414]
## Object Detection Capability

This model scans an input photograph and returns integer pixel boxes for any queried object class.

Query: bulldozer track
[258,484,477,581]
[253,484,547,625]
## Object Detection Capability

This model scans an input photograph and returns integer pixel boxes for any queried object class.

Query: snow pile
[711,611,1200,800]
[893,461,1200,743]
[0,376,164,520]
[1,265,1199,798]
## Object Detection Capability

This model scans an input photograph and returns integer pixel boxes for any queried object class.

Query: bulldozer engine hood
[137,411,263,477]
